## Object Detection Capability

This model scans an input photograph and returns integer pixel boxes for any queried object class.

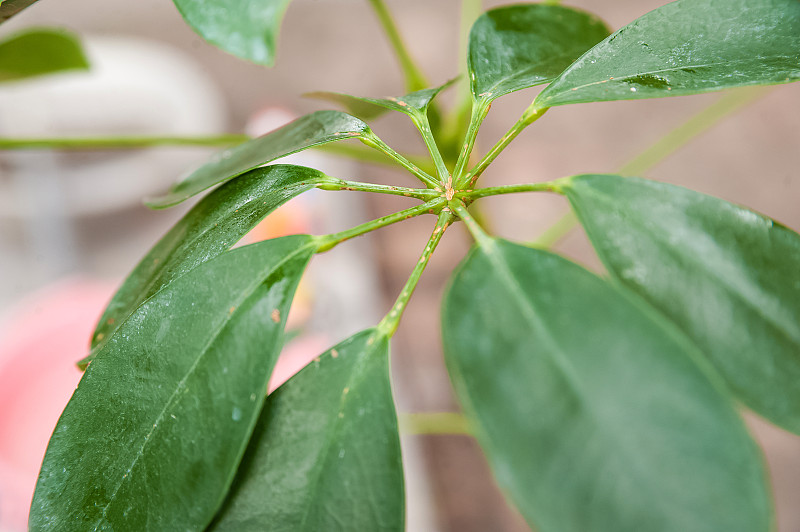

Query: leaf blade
[0,28,89,83]
[536,0,800,108]
[86,164,330,366]
[210,329,404,531]
[468,4,610,102]
[564,174,800,434]
[0,0,40,23]
[147,110,369,208]
[30,236,315,530]
[172,0,292,66]
[442,238,771,532]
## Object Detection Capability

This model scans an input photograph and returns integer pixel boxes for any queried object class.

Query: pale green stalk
[0,134,249,150]
[366,0,429,92]
[460,181,558,200]
[399,412,471,435]
[452,98,491,184]
[530,86,771,248]
[412,112,451,184]
[360,132,441,189]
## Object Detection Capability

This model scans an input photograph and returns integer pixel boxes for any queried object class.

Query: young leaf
[563,174,800,434]
[0,0,39,23]
[442,238,771,532]
[172,0,292,66]
[0,28,89,83]
[468,4,610,103]
[535,0,800,108]
[306,79,456,121]
[210,329,404,531]
[29,235,315,531]
[148,110,369,208]
[84,165,330,367]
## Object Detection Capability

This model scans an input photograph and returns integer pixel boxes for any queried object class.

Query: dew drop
[630,87,638,92]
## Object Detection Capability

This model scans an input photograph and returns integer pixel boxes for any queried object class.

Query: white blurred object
[0,36,228,217]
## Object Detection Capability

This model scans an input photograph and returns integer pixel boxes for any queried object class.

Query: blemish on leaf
[271,309,281,323]
[331,349,339,358]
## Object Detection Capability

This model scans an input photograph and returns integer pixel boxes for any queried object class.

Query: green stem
[440,0,483,153]
[531,86,770,248]
[462,104,548,188]
[460,181,559,200]
[367,0,429,93]
[315,142,433,173]
[0,134,249,150]
[450,199,491,246]
[413,112,450,184]
[452,98,491,185]
[378,210,453,337]
[360,132,440,189]
[315,198,445,253]
[317,179,438,201]
[399,412,471,435]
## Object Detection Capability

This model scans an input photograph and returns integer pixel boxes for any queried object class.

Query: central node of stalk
[445,174,455,201]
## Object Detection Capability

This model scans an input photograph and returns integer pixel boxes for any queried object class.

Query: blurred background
[0,0,798,530]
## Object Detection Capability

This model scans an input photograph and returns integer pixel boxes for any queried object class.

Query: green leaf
[442,238,771,532]
[0,0,40,23]
[82,165,330,369]
[0,28,89,83]
[148,110,369,208]
[536,0,800,108]
[172,0,292,66]
[467,4,610,103]
[563,174,800,434]
[210,328,404,531]
[305,79,456,121]
[30,235,316,531]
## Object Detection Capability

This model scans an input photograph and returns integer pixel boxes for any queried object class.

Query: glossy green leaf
[0,28,89,83]
[564,174,800,434]
[82,165,330,369]
[30,235,315,531]
[210,328,404,531]
[468,4,610,103]
[442,238,770,532]
[0,0,39,23]
[536,0,800,108]
[306,79,456,121]
[172,0,292,65]
[148,110,369,208]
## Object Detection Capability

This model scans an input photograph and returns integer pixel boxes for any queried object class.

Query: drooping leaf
[468,4,610,103]
[535,0,800,108]
[30,235,316,531]
[172,0,293,66]
[306,79,456,122]
[210,328,404,531]
[82,165,330,369]
[442,237,771,532]
[0,28,89,83]
[148,110,370,208]
[0,0,40,23]
[563,174,800,434]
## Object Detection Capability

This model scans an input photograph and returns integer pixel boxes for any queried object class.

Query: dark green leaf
[210,328,404,531]
[172,0,292,66]
[442,237,771,532]
[0,28,89,83]
[148,111,369,208]
[0,0,39,23]
[306,79,456,121]
[468,4,610,103]
[536,0,800,108]
[30,235,316,531]
[563,174,800,434]
[82,165,330,369]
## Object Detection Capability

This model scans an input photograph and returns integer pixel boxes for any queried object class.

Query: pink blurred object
[0,277,326,530]
[0,278,116,531]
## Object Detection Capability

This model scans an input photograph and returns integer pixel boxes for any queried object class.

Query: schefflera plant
[29,0,800,531]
